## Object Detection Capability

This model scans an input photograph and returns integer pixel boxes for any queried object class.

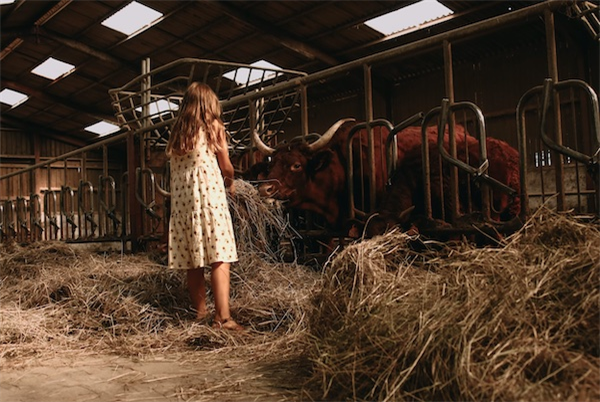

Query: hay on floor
[308,207,600,402]
[0,180,319,369]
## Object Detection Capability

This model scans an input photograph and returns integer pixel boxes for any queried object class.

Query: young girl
[166,82,243,331]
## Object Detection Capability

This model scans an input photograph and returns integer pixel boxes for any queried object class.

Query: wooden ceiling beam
[0,0,72,59]
[210,0,340,66]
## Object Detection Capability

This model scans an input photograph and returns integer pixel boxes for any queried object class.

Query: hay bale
[307,207,600,401]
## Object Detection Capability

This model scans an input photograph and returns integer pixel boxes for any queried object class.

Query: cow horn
[251,130,275,155]
[307,118,356,152]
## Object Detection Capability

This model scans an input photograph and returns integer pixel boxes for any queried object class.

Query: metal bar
[249,100,257,165]
[443,39,459,223]
[363,64,376,213]
[16,196,29,241]
[78,180,96,238]
[43,190,59,240]
[386,112,424,178]
[516,87,539,220]
[60,185,77,239]
[569,87,583,212]
[545,8,566,211]
[540,78,600,163]
[346,119,395,221]
[300,84,308,138]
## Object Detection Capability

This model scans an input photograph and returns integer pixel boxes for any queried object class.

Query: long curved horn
[307,118,356,152]
[251,130,275,155]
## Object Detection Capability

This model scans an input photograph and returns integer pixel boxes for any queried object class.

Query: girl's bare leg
[187,268,208,319]
[211,262,243,331]
[210,262,231,322]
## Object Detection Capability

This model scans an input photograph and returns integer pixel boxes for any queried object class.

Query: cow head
[251,118,355,224]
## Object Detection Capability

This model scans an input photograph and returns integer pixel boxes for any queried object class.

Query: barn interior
[1,0,599,255]
[1,2,600,401]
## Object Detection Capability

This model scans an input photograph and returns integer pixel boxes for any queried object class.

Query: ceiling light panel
[101,1,163,36]
[0,88,29,107]
[365,0,453,36]
[31,57,75,80]
[85,121,120,136]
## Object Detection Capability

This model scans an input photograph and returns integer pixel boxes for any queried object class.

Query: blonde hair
[166,82,226,156]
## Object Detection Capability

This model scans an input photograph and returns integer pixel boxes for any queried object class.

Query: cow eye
[291,163,302,172]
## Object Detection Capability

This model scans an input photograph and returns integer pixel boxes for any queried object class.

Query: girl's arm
[215,125,235,192]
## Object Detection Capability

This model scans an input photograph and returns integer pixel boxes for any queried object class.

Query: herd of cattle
[244,117,521,243]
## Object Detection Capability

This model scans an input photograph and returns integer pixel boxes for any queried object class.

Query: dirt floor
[1,350,307,402]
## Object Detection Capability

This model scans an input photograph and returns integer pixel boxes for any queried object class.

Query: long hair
[166,82,226,156]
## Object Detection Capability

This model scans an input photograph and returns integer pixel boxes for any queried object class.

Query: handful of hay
[308,207,600,401]
[228,179,296,261]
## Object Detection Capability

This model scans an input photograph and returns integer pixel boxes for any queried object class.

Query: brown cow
[252,118,478,232]
[364,136,521,238]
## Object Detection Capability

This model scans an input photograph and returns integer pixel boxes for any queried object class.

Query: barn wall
[1,128,127,241]
[1,129,124,199]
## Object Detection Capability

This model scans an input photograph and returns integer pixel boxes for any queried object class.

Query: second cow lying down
[364,136,521,238]
[251,118,520,239]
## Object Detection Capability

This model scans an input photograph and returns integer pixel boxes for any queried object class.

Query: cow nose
[259,183,277,198]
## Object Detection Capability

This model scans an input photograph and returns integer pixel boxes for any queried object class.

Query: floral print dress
[168,130,238,269]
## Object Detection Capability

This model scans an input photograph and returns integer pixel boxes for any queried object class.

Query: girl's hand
[224,177,235,195]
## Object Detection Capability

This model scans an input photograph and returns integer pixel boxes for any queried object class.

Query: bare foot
[212,317,244,332]
[194,309,209,322]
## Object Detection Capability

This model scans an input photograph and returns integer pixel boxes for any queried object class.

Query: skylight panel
[85,121,120,136]
[31,57,75,80]
[365,0,454,36]
[0,88,28,107]
[101,1,163,36]
[224,60,283,86]
[135,99,179,116]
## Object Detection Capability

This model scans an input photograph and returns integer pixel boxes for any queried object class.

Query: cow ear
[308,149,334,175]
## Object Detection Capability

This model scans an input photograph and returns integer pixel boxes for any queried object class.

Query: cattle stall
[0,1,598,261]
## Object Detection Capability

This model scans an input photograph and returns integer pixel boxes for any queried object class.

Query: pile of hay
[308,207,600,401]
[0,180,319,367]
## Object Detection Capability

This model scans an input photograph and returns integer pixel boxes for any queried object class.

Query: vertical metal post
[102,145,108,238]
[249,100,257,150]
[46,165,51,240]
[364,64,376,212]
[141,58,151,236]
[127,59,148,251]
[516,99,530,221]
[62,158,67,240]
[300,84,308,138]
[545,8,566,210]
[421,123,433,220]
[79,152,87,238]
[443,40,459,223]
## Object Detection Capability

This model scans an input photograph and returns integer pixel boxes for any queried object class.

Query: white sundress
[168,131,238,269]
